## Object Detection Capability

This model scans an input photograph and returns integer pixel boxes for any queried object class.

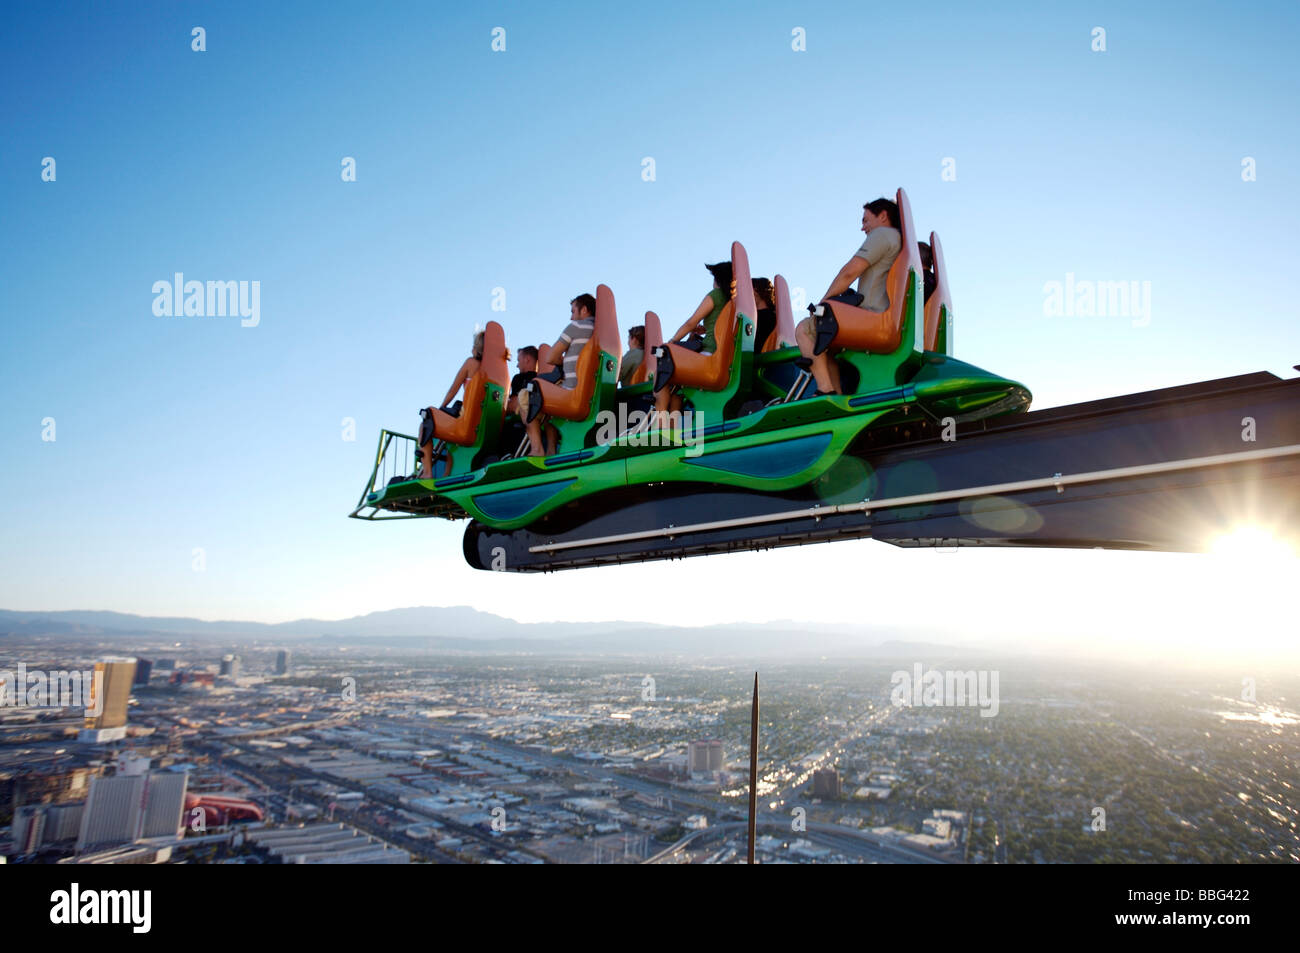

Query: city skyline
[4,634,1295,865]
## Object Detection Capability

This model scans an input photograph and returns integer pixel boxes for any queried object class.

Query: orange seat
[644,310,663,381]
[923,231,952,352]
[820,188,919,355]
[628,353,648,386]
[531,285,620,420]
[426,322,509,446]
[763,274,796,352]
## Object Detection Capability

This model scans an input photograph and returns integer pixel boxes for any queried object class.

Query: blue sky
[2,1,1297,655]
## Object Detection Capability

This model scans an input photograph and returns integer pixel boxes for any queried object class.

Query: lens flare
[1207,526,1297,561]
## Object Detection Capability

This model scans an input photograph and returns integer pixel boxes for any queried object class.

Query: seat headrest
[593,284,622,363]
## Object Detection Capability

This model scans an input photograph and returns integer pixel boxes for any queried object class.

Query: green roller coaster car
[351,189,1031,533]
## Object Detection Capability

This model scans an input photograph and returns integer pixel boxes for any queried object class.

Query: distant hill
[0,606,647,640]
[0,606,977,658]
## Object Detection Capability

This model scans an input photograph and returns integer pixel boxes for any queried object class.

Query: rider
[794,197,900,395]
[418,330,484,478]
[521,294,596,456]
[620,325,645,387]
[752,277,776,350]
[655,261,732,421]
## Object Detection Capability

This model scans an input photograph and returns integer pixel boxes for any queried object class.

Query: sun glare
[1207,526,1298,562]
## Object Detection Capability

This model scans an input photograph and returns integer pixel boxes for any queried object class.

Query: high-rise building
[219,654,241,677]
[812,767,842,799]
[45,802,86,842]
[688,740,724,774]
[77,769,188,851]
[12,805,45,854]
[133,659,153,685]
[275,649,291,675]
[140,772,188,838]
[77,775,143,850]
[79,658,136,743]
[10,802,85,852]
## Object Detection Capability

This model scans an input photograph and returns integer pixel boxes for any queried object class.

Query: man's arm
[822,256,870,301]
[545,337,569,371]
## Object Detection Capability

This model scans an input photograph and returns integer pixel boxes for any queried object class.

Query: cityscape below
[2,607,1296,865]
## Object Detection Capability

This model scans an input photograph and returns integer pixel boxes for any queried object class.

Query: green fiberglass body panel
[356,353,1030,530]
[437,409,886,530]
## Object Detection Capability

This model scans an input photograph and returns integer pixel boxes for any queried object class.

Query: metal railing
[350,429,430,520]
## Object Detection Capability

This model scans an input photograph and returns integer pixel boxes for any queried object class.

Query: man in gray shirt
[795,197,901,395]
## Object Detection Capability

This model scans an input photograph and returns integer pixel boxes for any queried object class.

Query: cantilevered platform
[464,369,1300,571]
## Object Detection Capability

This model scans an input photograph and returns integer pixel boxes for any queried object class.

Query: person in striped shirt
[525,293,596,456]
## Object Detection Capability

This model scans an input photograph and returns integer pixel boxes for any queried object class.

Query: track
[465,370,1300,572]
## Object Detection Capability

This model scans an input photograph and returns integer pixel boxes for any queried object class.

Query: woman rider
[417,330,485,478]
[654,260,732,421]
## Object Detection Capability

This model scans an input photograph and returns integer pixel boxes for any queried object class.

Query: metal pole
[748,671,758,865]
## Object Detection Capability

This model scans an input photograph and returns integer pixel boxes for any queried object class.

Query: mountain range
[0,607,973,658]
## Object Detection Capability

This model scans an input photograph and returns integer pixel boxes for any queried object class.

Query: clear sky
[2,2,1297,659]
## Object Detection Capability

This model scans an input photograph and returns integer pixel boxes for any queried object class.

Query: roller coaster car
[351,188,1053,567]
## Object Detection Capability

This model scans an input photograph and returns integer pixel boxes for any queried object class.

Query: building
[61,843,173,864]
[922,817,952,839]
[275,650,291,676]
[12,805,45,854]
[117,753,151,777]
[219,654,241,677]
[133,659,153,685]
[11,802,85,853]
[77,769,188,852]
[79,658,135,743]
[140,772,189,837]
[46,803,86,842]
[77,776,143,850]
[171,671,215,688]
[687,740,724,774]
[812,767,842,800]
[246,823,410,864]
[2,764,94,808]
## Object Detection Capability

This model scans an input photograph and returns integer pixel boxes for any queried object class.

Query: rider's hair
[705,261,733,294]
[918,241,933,271]
[863,197,900,229]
